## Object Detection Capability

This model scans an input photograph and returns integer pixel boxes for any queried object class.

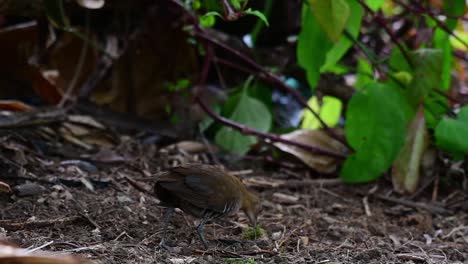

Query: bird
[154,163,261,249]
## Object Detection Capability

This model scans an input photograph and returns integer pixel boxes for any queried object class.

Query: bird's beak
[246,211,257,227]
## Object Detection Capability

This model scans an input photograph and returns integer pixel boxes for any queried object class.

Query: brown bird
[154,163,261,248]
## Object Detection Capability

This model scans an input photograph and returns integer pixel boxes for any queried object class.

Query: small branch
[169,0,349,147]
[374,194,452,215]
[195,96,347,159]
[58,11,90,107]
[0,216,84,231]
[393,0,468,50]
[357,0,413,67]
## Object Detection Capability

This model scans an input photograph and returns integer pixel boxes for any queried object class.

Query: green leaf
[301,96,342,129]
[450,30,468,51]
[229,0,246,10]
[297,4,334,89]
[321,0,363,72]
[215,90,271,155]
[340,82,408,182]
[424,93,448,129]
[200,13,217,27]
[444,0,465,30]
[355,57,374,89]
[365,0,385,10]
[435,106,468,154]
[244,8,269,26]
[408,49,443,105]
[308,0,350,42]
[199,104,220,132]
[433,29,453,91]
[389,45,411,73]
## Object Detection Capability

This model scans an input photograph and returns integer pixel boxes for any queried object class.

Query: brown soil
[0,123,467,264]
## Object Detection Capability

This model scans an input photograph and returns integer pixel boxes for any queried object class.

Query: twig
[374,194,452,215]
[244,177,342,189]
[168,0,348,147]
[124,176,154,196]
[195,96,347,159]
[357,0,413,67]
[0,108,67,129]
[432,175,439,202]
[362,196,372,216]
[393,0,468,50]
[58,11,90,107]
[0,216,84,231]
[443,225,468,239]
[26,241,54,253]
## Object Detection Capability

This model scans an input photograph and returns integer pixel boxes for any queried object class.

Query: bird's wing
[158,165,239,213]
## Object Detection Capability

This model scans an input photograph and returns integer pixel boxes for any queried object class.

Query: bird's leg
[196,218,210,249]
[159,207,175,249]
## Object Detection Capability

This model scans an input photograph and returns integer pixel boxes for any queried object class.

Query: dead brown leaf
[274,129,348,173]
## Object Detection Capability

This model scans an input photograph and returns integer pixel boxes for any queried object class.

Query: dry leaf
[0,239,86,264]
[0,100,34,112]
[392,106,429,194]
[164,141,209,153]
[67,115,105,129]
[272,192,300,204]
[274,129,348,173]
[0,181,12,194]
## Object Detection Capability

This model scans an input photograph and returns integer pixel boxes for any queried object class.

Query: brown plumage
[154,163,260,248]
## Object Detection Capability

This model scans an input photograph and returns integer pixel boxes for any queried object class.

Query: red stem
[357,0,413,67]
[195,96,347,159]
[169,0,349,147]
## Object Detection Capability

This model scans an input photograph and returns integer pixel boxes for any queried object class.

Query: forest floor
[0,113,467,264]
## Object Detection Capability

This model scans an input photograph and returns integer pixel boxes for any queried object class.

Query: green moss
[224,257,255,264]
[242,224,264,240]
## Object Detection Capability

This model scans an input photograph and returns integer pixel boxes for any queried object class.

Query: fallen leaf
[0,239,87,263]
[67,115,106,129]
[392,105,429,193]
[272,192,300,204]
[164,141,215,153]
[274,129,348,173]
[0,100,34,111]
[0,181,12,194]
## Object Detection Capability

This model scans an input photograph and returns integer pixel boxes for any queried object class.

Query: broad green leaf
[340,82,408,182]
[199,104,220,132]
[301,96,342,129]
[450,30,468,51]
[247,81,272,111]
[435,106,468,154]
[444,0,465,30]
[308,0,350,42]
[389,45,411,73]
[392,105,428,194]
[297,4,334,89]
[408,49,443,105]
[355,57,374,89]
[215,90,271,155]
[365,0,385,10]
[321,0,363,72]
[424,93,448,129]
